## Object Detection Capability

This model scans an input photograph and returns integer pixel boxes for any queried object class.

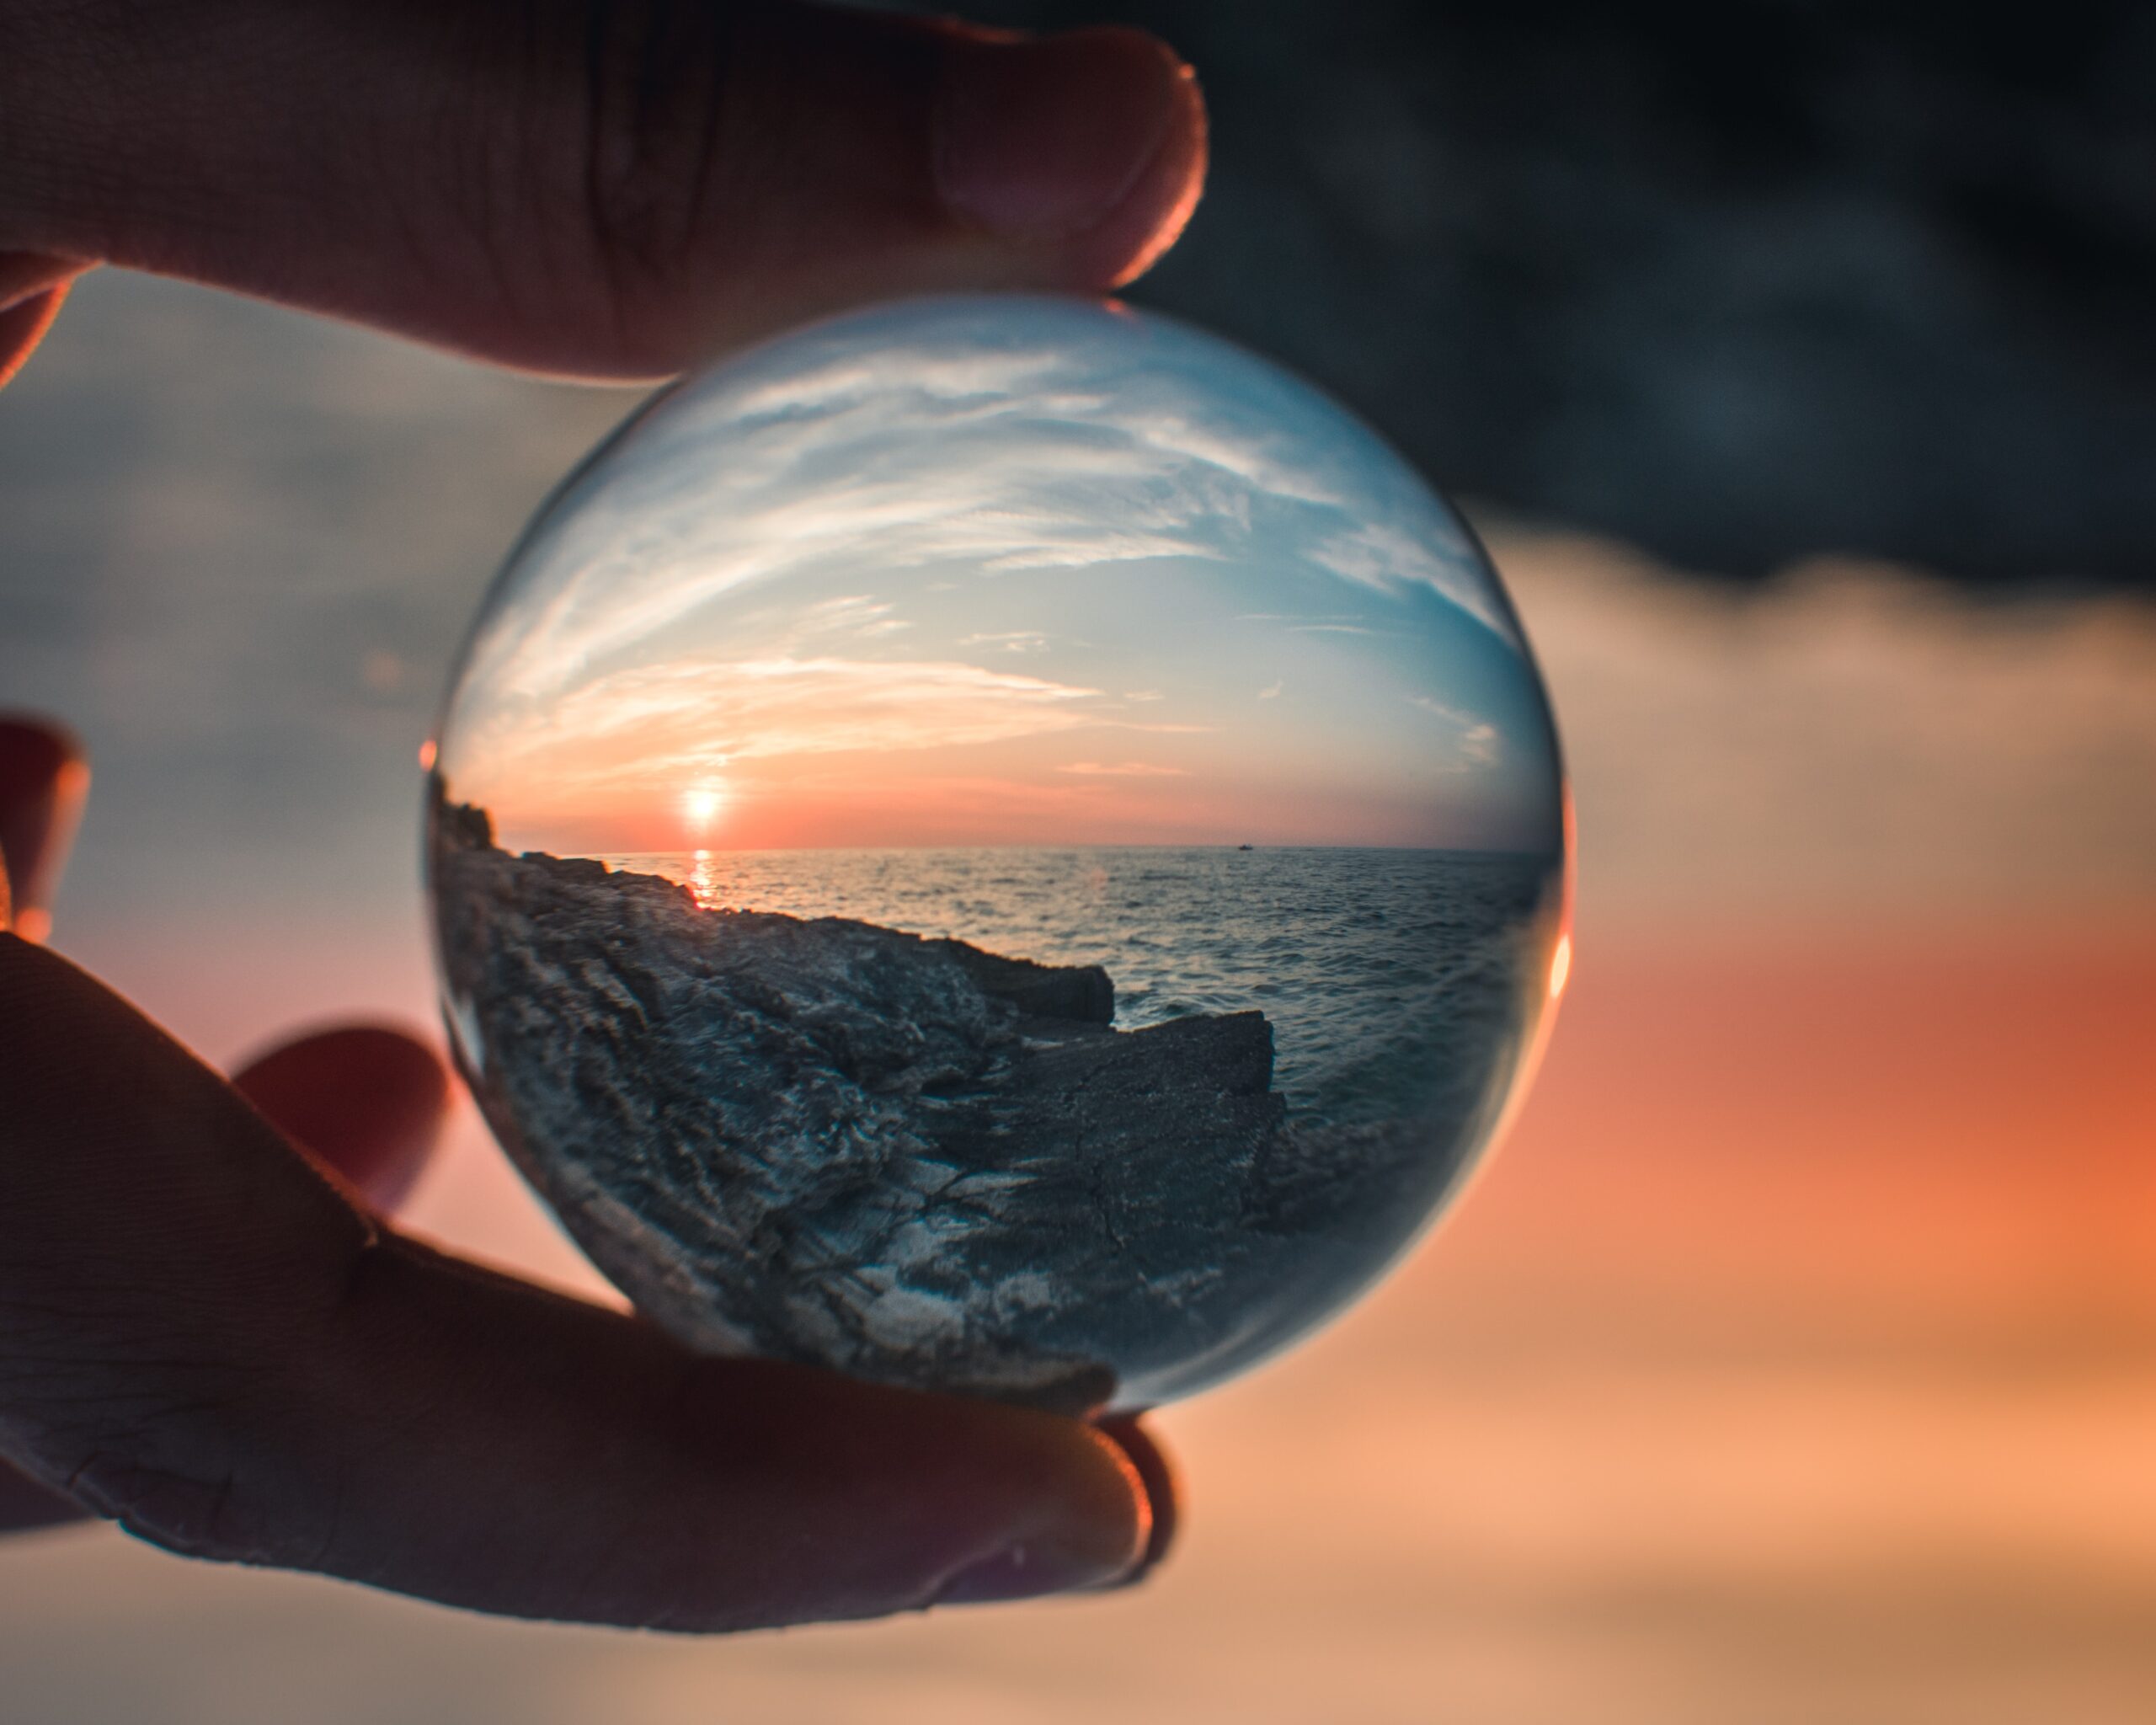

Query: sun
[680,782,729,836]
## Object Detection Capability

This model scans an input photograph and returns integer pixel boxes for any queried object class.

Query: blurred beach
[3,274,2154,1722]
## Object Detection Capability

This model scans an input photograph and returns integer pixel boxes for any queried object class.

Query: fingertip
[1092,1414,1182,1585]
[926,1411,1153,1607]
[769,1363,1150,1610]
[0,256,87,389]
[572,1354,1155,1624]
[933,26,1208,291]
[1089,38,1209,290]
[0,714,89,943]
[1069,1413,1158,1581]
[232,1025,451,1210]
[0,715,87,808]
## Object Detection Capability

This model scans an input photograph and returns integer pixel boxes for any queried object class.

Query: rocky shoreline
[431,805,1441,1411]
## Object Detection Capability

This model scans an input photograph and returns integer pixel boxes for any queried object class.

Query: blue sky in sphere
[442,296,1565,854]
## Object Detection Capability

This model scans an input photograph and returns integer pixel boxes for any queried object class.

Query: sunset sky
[436,298,1561,856]
[6,274,2155,1724]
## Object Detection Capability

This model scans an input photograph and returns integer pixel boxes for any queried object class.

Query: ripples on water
[598,846,1561,1133]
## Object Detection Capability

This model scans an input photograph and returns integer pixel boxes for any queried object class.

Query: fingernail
[1091,1417,1179,1588]
[935,28,1189,242]
[934,1535,1138,1607]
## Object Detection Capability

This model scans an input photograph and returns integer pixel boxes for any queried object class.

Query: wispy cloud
[1406,694,1501,767]
[1056,761,1192,777]
[960,630,1050,653]
[798,594,910,640]
[456,654,1121,809]
[1306,520,1516,642]
[434,298,1558,847]
[456,296,1527,717]
[1235,611,1380,636]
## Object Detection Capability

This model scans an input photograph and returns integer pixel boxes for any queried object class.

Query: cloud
[1490,526,2156,919]
[797,595,910,640]
[455,296,1529,717]
[979,534,1227,573]
[1258,681,1283,700]
[1306,520,1517,642]
[960,631,1050,653]
[1402,696,1502,768]
[456,654,1121,809]
[1237,611,1383,636]
[1407,693,1484,725]
[1056,761,1193,777]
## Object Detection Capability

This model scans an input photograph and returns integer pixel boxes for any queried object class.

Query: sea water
[601,845,1560,1145]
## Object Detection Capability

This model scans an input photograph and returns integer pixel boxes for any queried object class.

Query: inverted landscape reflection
[429,296,1569,1410]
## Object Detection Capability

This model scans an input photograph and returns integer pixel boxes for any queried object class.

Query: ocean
[598,846,1563,1141]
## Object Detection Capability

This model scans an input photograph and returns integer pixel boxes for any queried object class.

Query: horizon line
[511,838,1568,860]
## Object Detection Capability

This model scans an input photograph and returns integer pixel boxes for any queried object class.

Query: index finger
[0,715,89,944]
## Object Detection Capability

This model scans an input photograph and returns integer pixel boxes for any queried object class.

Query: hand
[0,0,1204,381]
[0,718,1179,1625]
[0,0,1202,1627]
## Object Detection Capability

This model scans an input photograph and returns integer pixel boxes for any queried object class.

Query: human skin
[0,0,1202,1627]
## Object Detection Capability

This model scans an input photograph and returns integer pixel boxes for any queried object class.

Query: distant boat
[1238,844,1255,852]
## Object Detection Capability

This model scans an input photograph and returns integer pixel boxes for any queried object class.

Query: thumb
[1,0,1205,377]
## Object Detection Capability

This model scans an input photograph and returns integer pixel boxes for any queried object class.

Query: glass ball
[427,295,1570,1415]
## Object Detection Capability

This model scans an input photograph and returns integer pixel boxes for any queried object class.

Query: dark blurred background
[938,0,2156,587]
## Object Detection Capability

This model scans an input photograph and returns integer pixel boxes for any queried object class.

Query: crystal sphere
[427,296,1570,1414]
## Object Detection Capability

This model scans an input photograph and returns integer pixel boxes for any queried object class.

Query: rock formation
[430,806,1444,1412]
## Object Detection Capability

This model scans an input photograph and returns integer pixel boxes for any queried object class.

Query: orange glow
[445,618,1556,856]
[1549,932,1573,999]
[1436,927,2156,1326]
[478,738,1536,856]
[680,782,729,835]
[76,910,2156,1713]
[417,739,437,772]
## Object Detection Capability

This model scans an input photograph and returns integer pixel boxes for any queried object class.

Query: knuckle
[0,1337,337,1569]
[570,0,739,297]
[56,1413,336,1570]
[67,1452,256,1561]
[416,0,748,367]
